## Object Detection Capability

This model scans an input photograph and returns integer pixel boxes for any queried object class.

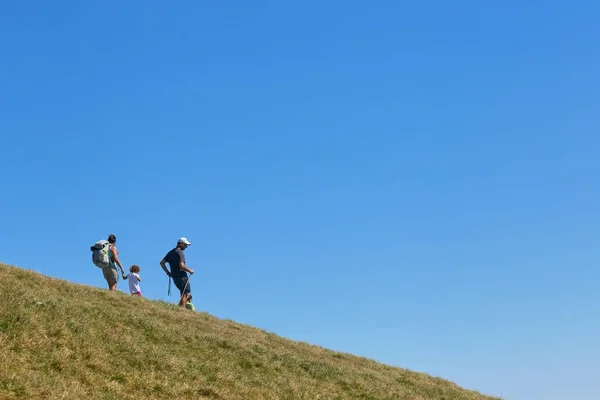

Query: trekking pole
[179,273,192,306]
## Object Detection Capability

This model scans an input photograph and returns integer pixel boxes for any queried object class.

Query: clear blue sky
[1,1,599,399]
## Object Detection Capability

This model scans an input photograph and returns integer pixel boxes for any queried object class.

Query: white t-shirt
[127,273,141,293]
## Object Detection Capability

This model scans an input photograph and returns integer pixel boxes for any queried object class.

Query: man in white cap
[160,237,195,307]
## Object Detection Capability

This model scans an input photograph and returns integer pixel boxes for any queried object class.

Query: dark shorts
[173,275,192,299]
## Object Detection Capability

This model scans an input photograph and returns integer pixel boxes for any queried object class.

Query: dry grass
[0,263,499,400]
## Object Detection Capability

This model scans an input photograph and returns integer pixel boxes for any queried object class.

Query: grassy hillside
[0,263,499,400]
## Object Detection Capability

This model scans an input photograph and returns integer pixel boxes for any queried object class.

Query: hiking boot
[185,302,196,311]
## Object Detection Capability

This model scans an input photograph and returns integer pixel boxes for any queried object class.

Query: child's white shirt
[127,273,141,293]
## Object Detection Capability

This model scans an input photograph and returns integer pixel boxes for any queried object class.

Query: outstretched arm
[110,245,125,274]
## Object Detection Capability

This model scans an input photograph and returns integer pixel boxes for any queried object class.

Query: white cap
[178,237,191,245]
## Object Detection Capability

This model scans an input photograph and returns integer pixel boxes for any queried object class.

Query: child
[123,265,142,296]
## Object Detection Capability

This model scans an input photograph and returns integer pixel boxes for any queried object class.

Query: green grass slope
[0,263,499,400]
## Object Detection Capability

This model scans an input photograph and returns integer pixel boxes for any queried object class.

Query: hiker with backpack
[91,234,126,291]
[160,237,195,308]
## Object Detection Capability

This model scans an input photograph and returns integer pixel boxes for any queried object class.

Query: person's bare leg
[109,269,119,291]
[179,292,190,307]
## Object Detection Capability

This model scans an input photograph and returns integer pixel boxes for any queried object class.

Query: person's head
[130,265,140,273]
[177,237,191,250]
[108,234,116,244]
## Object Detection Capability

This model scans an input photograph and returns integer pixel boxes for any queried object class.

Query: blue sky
[1,1,599,399]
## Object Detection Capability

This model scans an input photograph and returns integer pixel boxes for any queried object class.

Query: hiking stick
[179,274,192,306]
